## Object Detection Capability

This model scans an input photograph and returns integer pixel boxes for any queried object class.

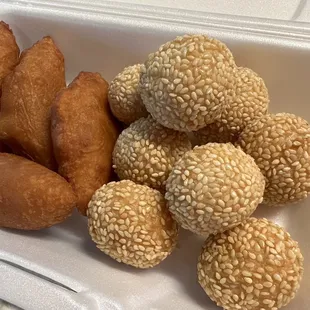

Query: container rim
[3,0,310,41]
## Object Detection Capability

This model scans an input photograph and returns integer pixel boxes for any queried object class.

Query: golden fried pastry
[0,153,76,230]
[0,21,20,97]
[51,72,120,216]
[0,36,65,170]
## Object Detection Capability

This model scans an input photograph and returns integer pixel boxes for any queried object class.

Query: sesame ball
[193,121,237,145]
[193,67,269,145]
[238,113,310,206]
[112,115,192,190]
[108,64,148,125]
[198,217,304,310]
[140,34,236,132]
[165,143,265,236]
[87,180,179,268]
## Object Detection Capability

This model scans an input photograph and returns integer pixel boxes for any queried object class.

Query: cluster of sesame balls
[87,34,308,310]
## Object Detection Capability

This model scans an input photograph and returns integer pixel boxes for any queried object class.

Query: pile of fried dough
[0,21,121,230]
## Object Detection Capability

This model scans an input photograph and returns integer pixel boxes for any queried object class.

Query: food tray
[0,1,310,309]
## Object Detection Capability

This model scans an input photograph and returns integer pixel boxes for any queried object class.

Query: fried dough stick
[0,153,76,230]
[52,72,120,215]
[0,21,20,97]
[0,36,65,170]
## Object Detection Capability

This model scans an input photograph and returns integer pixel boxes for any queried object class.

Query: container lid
[22,0,310,22]
[107,0,310,22]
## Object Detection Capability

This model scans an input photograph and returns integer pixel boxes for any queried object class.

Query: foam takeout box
[1,1,310,309]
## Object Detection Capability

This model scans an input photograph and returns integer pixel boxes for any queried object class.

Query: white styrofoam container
[0,1,310,309]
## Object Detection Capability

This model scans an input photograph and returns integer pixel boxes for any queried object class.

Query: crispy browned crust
[0,153,76,230]
[0,21,20,97]
[0,36,65,170]
[51,72,120,216]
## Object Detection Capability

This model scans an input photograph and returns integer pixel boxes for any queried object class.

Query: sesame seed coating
[193,121,237,144]
[139,34,236,132]
[108,64,148,125]
[198,217,304,310]
[193,67,269,145]
[112,115,192,190]
[238,113,310,206]
[165,143,265,236]
[87,180,179,269]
